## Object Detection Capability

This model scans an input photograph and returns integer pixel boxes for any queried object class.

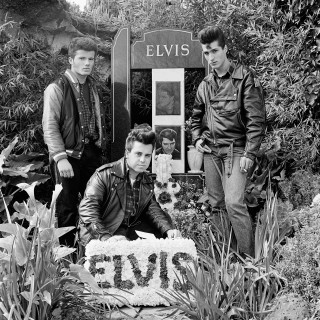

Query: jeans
[50,144,104,247]
[204,146,254,256]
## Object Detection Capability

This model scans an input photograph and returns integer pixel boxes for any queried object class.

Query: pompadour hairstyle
[198,26,226,48]
[159,128,177,143]
[125,123,156,151]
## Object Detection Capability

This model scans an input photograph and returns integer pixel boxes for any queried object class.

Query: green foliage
[0,183,120,319]
[0,137,51,224]
[0,32,67,153]
[245,137,285,212]
[0,185,77,319]
[273,0,320,30]
[165,193,288,320]
[276,206,320,302]
[279,170,320,209]
[164,240,247,319]
[250,22,320,170]
[171,208,209,240]
[0,151,122,319]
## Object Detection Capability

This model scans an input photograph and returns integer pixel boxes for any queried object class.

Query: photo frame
[155,125,181,160]
[152,68,185,173]
[155,81,181,116]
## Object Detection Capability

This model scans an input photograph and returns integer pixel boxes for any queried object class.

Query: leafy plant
[276,205,320,302]
[0,137,51,224]
[0,137,124,320]
[279,170,320,209]
[0,31,67,153]
[164,192,289,319]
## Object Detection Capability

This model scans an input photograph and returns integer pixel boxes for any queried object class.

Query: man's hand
[195,139,211,153]
[166,229,181,239]
[239,156,253,174]
[57,159,74,178]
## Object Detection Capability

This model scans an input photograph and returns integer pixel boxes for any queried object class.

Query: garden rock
[264,293,309,320]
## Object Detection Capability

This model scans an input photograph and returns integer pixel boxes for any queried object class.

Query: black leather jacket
[191,63,266,160]
[79,157,173,244]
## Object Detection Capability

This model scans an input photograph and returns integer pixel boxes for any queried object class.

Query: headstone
[112,28,209,169]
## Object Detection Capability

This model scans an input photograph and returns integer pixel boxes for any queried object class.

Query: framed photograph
[155,125,181,160]
[155,81,181,116]
[152,68,185,173]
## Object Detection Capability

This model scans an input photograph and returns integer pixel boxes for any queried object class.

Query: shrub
[0,31,67,153]
[279,170,320,209]
[276,206,320,302]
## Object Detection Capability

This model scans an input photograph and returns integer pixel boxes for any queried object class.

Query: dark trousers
[50,144,104,247]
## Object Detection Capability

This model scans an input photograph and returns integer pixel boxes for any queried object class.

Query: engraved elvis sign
[146,43,190,57]
[131,29,204,69]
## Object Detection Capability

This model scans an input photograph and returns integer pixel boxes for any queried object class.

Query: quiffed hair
[68,37,98,58]
[198,26,226,48]
[125,123,156,151]
[159,128,177,143]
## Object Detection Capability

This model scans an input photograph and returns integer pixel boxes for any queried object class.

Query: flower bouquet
[154,153,181,212]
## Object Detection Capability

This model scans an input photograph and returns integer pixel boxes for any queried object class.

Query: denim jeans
[50,144,104,247]
[204,146,254,256]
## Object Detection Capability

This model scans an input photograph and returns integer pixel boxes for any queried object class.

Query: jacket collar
[205,61,244,82]
[110,157,153,185]
[64,69,95,93]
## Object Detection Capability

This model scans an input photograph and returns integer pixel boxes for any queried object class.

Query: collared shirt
[114,164,142,236]
[212,63,235,88]
[79,81,99,141]
[124,168,142,221]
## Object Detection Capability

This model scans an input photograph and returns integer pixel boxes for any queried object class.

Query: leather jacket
[42,69,107,163]
[79,157,173,245]
[191,63,266,160]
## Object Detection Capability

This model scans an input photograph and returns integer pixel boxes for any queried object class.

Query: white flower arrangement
[84,238,197,306]
[154,153,181,214]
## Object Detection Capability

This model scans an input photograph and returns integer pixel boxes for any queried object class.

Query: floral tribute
[154,153,181,212]
[84,238,197,306]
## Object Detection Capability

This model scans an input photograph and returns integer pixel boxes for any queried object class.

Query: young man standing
[191,26,266,256]
[42,37,108,247]
[78,125,180,244]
